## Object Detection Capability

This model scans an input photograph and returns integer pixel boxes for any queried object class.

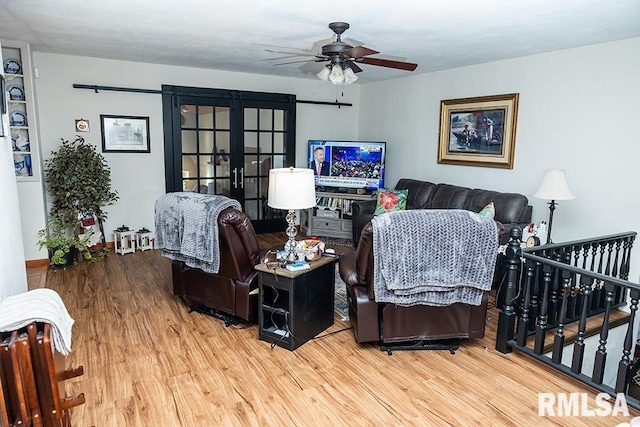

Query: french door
[162,86,296,233]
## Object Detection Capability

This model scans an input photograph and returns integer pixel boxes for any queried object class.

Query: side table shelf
[300,191,376,239]
[255,256,337,350]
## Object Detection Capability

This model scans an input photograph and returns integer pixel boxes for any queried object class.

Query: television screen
[308,140,386,190]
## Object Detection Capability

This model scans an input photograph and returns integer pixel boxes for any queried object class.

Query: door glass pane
[245,178,257,198]
[274,110,284,131]
[198,156,214,178]
[182,155,197,181]
[273,133,284,153]
[244,200,258,221]
[216,131,231,152]
[183,179,197,192]
[181,105,196,128]
[198,105,214,128]
[244,154,258,177]
[215,106,230,129]
[258,155,271,176]
[215,179,231,197]
[244,108,258,130]
[260,177,269,198]
[244,132,257,152]
[259,109,272,130]
[198,131,214,154]
[259,132,272,153]
[272,155,286,169]
[181,130,197,153]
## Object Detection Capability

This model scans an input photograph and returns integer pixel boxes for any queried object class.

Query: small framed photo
[100,115,150,153]
[437,93,519,169]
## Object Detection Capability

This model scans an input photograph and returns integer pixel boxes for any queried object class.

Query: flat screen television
[307,140,386,190]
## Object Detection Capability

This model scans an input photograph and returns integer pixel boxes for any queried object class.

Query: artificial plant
[42,135,119,260]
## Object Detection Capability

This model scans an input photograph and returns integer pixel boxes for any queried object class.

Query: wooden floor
[32,234,638,426]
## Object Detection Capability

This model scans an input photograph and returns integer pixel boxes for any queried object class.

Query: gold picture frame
[437,93,519,169]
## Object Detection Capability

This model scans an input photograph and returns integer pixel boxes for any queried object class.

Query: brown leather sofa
[171,207,261,323]
[352,178,532,245]
[339,221,491,351]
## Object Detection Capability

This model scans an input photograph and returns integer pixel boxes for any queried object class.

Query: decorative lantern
[113,227,136,255]
[136,228,154,251]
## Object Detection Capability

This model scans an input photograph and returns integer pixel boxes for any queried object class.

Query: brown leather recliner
[339,221,492,350]
[171,207,261,323]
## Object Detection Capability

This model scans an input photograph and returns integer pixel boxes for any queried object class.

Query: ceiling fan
[267,22,418,84]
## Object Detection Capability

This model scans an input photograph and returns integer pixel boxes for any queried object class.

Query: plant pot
[49,247,76,268]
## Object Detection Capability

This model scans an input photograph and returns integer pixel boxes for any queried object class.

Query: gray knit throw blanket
[372,209,498,307]
[154,192,241,274]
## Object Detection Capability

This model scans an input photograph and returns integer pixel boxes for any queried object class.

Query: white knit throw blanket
[0,288,74,355]
[372,209,498,307]
[155,192,241,274]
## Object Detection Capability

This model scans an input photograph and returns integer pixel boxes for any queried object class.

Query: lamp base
[283,209,298,263]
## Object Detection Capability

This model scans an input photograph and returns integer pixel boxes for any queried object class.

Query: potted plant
[42,136,119,261]
[37,218,94,267]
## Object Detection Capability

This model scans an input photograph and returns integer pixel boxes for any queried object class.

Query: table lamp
[533,169,576,244]
[267,167,317,263]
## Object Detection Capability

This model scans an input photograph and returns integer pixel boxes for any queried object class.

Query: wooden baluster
[548,251,562,326]
[611,239,621,278]
[571,276,593,373]
[616,288,639,393]
[534,265,553,355]
[604,241,613,277]
[564,250,577,321]
[552,270,572,364]
[516,261,535,347]
[589,243,605,312]
[619,237,632,281]
[527,260,541,333]
[593,283,615,384]
[496,227,522,354]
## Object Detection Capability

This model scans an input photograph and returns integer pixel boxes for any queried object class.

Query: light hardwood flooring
[33,236,638,426]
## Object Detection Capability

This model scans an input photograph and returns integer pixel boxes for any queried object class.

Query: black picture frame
[100,115,150,153]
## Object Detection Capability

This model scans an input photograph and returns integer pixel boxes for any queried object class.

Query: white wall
[0,42,28,300]
[358,37,640,280]
[30,53,360,256]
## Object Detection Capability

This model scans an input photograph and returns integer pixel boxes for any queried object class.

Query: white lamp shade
[268,167,316,210]
[343,66,358,84]
[316,66,330,81]
[329,64,344,84]
[533,169,576,201]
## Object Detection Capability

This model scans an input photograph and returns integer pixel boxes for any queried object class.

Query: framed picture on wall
[437,93,519,169]
[100,115,150,153]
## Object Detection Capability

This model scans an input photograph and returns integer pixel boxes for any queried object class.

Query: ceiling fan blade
[345,61,363,73]
[262,54,315,62]
[273,58,326,66]
[341,46,379,58]
[358,57,418,71]
[252,42,313,53]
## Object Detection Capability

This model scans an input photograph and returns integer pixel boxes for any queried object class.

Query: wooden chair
[0,323,84,426]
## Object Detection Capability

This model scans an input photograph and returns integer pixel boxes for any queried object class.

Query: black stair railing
[496,227,638,408]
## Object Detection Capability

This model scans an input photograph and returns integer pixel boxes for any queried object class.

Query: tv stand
[300,190,377,240]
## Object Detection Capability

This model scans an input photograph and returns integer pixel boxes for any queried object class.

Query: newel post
[496,226,523,353]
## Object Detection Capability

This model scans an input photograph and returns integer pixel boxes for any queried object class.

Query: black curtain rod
[72,84,352,107]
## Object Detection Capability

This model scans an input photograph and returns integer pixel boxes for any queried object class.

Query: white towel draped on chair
[0,288,75,355]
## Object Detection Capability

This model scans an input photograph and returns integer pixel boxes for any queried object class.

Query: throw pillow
[478,202,495,219]
[374,189,408,215]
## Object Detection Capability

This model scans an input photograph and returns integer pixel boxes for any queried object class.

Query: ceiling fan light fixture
[343,66,358,84]
[316,66,331,81]
[328,64,344,84]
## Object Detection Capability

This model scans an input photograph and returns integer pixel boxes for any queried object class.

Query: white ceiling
[1,0,639,84]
